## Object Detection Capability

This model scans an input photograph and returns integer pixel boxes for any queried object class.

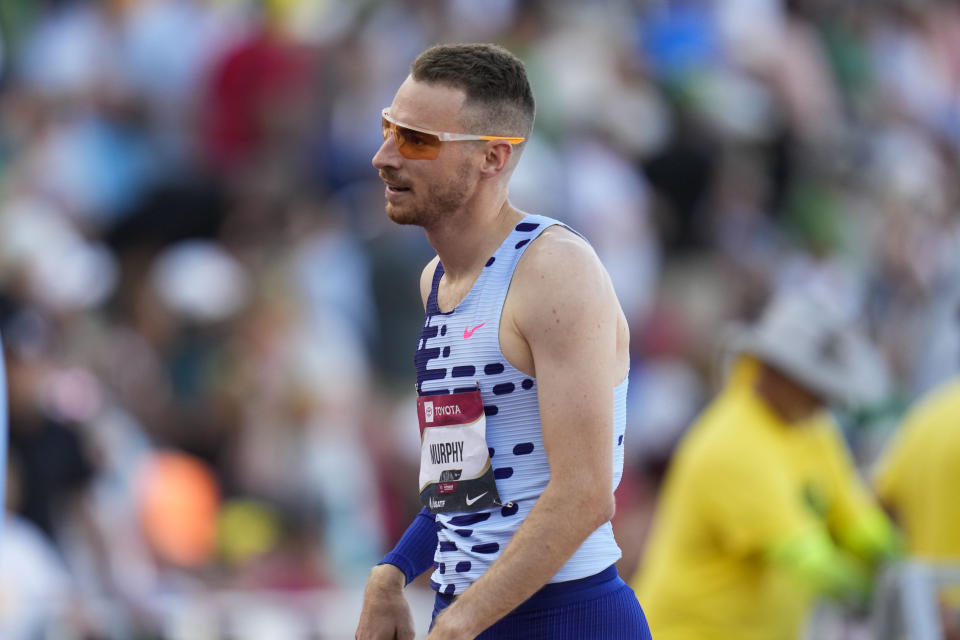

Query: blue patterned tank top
[414,214,628,596]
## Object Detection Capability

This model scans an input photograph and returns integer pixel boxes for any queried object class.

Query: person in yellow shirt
[632,292,898,640]
[873,375,960,638]
[874,375,960,560]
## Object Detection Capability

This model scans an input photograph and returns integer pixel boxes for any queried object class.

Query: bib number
[417,390,501,513]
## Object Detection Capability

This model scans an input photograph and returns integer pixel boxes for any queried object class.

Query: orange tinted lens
[382,117,442,159]
[396,126,442,159]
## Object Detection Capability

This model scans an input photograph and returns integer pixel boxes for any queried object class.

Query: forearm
[433,481,613,637]
[380,507,438,585]
[836,507,901,564]
[768,529,871,601]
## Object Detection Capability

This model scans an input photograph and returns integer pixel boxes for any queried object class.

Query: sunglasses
[381,108,525,160]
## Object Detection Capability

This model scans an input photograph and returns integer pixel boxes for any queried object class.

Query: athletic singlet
[414,214,628,596]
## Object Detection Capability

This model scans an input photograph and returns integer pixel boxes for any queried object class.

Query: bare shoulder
[509,225,625,347]
[503,224,629,382]
[419,255,441,310]
[501,225,629,381]
[513,226,615,312]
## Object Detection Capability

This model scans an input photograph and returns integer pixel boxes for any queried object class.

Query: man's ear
[479,140,514,179]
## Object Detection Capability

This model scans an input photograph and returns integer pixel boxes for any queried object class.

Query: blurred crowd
[0,0,958,638]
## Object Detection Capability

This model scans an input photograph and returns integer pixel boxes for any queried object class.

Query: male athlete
[355,44,651,639]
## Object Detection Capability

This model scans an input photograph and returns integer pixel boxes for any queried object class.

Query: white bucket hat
[726,292,889,407]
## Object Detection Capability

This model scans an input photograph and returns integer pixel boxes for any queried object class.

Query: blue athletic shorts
[431,565,652,639]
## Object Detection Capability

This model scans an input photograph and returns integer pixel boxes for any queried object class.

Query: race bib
[417,389,501,513]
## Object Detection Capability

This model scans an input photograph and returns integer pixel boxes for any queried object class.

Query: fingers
[356,613,414,640]
[355,622,396,640]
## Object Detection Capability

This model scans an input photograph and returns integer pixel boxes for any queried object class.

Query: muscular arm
[429,232,626,638]
[356,259,442,640]
[375,256,447,582]
[380,257,445,580]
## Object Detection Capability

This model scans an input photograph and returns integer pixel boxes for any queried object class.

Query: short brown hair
[412,43,535,140]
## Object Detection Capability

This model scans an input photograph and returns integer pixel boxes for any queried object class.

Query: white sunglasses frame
[381,108,526,145]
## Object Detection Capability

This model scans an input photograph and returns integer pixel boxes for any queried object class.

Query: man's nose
[372,135,400,169]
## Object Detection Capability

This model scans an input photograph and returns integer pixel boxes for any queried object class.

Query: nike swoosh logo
[465,492,487,506]
[463,322,486,339]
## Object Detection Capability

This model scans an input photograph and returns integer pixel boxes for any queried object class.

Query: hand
[424,608,476,640]
[355,564,416,640]
[827,554,873,614]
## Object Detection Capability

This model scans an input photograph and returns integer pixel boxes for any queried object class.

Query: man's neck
[425,198,523,281]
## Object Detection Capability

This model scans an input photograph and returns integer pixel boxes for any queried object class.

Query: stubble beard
[385,164,472,229]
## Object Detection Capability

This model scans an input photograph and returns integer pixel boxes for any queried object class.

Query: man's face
[372,77,479,228]
[757,363,828,424]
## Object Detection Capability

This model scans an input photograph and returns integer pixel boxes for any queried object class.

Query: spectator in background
[873,375,960,640]
[632,291,899,639]
[1,453,76,640]
[5,334,96,542]
[199,0,315,177]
